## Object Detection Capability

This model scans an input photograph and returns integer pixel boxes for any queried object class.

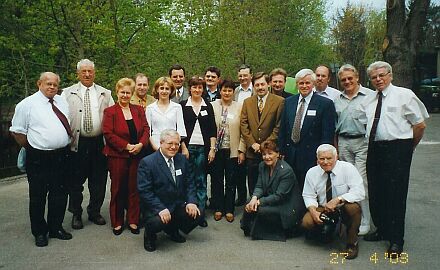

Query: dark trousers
[68,135,108,217]
[26,146,68,236]
[108,157,140,228]
[144,206,203,237]
[241,207,286,241]
[247,157,262,195]
[188,145,207,210]
[367,139,413,246]
[235,160,248,203]
[211,149,237,214]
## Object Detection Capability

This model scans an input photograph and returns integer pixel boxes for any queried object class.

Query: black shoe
[344,243,359,260]
[129,226,140,235]
[199,219,208,228]
[144,234,157,252]
[387,243,403,259]
[168,232,186,243]
[71,215,83,230]
[364,231,384,242]
[235,199,246,207]
[88,215,106,225]
[113,227,124,236]
[49,228,73,240]
[35,234,48,247]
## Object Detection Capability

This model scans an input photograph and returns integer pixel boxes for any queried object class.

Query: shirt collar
[257,92,269,102]
[159,148,173,163]
[300,91,313,104]
[185,96,207,107]
[380,83,392,97]
[239,83,252,92]
[79,82,95,91]
[133,92,147,102]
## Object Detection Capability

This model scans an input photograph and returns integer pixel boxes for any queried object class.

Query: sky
[330,0,386,12]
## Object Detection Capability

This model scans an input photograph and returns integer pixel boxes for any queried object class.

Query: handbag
[17,147,26,172]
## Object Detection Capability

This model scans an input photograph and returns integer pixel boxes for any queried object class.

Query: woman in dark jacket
[241,140,305,241]
[180,76,217,227]
[103,78,150,235]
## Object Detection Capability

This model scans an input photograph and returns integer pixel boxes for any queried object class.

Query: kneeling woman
[241,140,305,241]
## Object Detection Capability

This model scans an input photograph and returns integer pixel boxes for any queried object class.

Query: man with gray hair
[10,72,73,246]
[137,129,201,252]
[302,144,365,259]
[334,64,375,236]
[359,61,428,258]
[279,69,336,188]
[62,59,114,230]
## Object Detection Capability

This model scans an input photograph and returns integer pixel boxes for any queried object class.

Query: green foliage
[1,0,331,102]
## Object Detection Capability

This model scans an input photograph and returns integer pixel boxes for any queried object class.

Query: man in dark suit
[137,129,202,252]
[279,68,336,189]
[169,64,189,103]
[240,72,284,195]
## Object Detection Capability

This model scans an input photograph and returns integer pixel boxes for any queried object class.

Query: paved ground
[1,114,440,270]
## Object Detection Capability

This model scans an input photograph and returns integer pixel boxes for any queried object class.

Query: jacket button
[79,110,82,112]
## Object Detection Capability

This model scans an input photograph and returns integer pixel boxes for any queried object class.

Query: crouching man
[301,144,364,259]
[137,129,202,252]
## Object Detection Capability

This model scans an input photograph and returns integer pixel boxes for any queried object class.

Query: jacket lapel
[267,160,281,187]
[156,152,176,186]
[300,94,317,138]
[259,94,273,125]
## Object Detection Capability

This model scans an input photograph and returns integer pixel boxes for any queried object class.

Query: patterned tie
[168,158,176,183]
[176,90,181,100]
[369,91,383,144]
[326,171,333,203]
[258,98,264,114]
[49,98,72,137]
[291,98,305,143]
[83,88,93,133]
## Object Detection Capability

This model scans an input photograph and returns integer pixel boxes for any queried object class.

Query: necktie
[291,98,305,143]
[168,159,176,183]
[83,88,93,133]
[326,171,333,203]
[49,98,72,137]
[258,98,264,114]
[176,90,181,100]
[369,92,383,144]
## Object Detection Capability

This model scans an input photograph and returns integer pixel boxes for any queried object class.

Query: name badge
[307,110,316,116]
[227,113,234,119]
[176,169,182,176]
[200,110,208,116]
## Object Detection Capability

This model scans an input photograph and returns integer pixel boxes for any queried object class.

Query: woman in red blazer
[103,78,150,235]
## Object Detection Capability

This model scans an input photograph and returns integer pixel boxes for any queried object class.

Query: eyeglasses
[164,142,181,148]
[370,72,390,81]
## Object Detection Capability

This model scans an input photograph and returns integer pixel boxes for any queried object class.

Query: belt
[338,133,364,139]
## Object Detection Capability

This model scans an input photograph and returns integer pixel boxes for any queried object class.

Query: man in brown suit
[240,72,284,195]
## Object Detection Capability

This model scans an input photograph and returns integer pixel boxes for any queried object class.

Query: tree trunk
[384,0,430,89]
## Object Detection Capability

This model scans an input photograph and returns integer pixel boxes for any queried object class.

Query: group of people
[10,59,428,260]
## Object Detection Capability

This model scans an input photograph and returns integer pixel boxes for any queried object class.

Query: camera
[318,212,340,243]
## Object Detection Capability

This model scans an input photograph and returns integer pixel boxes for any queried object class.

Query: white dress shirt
[146,101,187,147]
[303,160,365,208]
[236,84,253,104]
[10,91,70,150]
[314,86,341,101]
[79,83,102,136]
[357,84,429,141]
[297,91,313,128]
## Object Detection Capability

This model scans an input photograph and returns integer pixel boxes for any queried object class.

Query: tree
[384,0,431,88]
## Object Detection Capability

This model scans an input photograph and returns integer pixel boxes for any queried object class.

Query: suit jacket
[211,100,246,157]
[171,87,189,103]
[102,104,150,158]
[279,93,336,177]
[240,93,284,159]
[61,82,114,152]
[137,151,197,218]
[253,159,305,229]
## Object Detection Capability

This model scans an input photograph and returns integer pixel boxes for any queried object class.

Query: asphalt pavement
[1,114,439,270]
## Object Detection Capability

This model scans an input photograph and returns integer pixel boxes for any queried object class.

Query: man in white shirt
[302,144,364,260]
[360,61,429,258]
[62,59,114,230]
[314,65,341,101]
[10,72,73,247]
[233,64,253,206]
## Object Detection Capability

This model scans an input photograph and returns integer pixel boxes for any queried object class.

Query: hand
[185,203,200,219]
[245,197,259,213]
[251,143,260,153]
[158,208,171,224]
[129,143,143,155]
[181,145,190,159]
[324,198,341,212]
[311,208,323,225]
[208,148,216,163]
[238,152,246,164]
[126,143,135,152]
